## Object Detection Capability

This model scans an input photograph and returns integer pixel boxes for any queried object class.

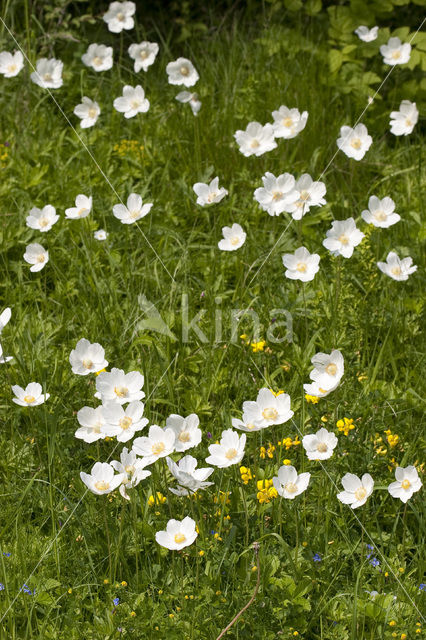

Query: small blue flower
[313,553,322,562]
[113,597,119,606]
[210,530,216,535]
[366,544,374,550]
[2,553,11,557]
[419,583,426,591]
[370,557,380,567]
[20,584,34,595]
[0,583,5,591]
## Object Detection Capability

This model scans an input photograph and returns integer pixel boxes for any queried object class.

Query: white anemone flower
[361,196,400,228]
[73,98,100,129]
[302,428,338,460]
[166,455,214,495]
[271,105,308,139]
[26,205,59,232]
[128,41,159,72]
[377,251,417,281]
[0,51,24,77]
[218,223,246,251]
[94,229,108,241]
[12,382,49,406]
[111,447,151,500]
[0,344,13,364]
[75,406,115,443]
[166,57,199,87]
[323,218,364,258]
[242,388,293,429]
[102,401,149,443]
[303,380,340,398]
[0,308,11,333]
[103,1,135,33]
[166,413,202,452]
[132,425,176,465]
[380,37,411,65]
[175,91,201,115]
[337,123,372,161]
[113,85,149,118]
[155,516,198,550]
[273,465,310,499]
[69,338,108,375]
[24,243,49,272]
[234,122,277,157]
[193,177,228,206]
[30,58,63,89]
[112,193,153,224]
[254,172,298,216]
[337,473,374,509]
[284,174,326,219]
[231,414,263,433]
[389,101,418,136]
[95,367,145,405]
[354,26,378,42]
[309,349,344,390]
[387,466,422,503]
[82,44,113,72]
[205,429,246,468]
[65,195,93,220]
[80,462,126,495]
[282,246,320,282]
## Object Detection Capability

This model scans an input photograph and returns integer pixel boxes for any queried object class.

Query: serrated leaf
[328,49,343,73]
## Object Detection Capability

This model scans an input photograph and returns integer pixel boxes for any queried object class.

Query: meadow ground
[0,1,425,638]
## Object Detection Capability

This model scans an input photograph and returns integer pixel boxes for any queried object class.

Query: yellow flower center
[338,234,349,245]
[117,12,124,20]
[405,118,412,127]
[391,50,401,60]
[180,65,189,76]
[250,139,260,149]
[93,422,102,434]
[24,395,36,404]
[120,416,133,430]
[225,448,238,460]
[39,217,49,227]
[296,262,307,272]
[351,138,362,150]
[230,236,240,246]
[114,386,128,398]
[207,192,217,203]
[43,73,52,82]
[354,487,367,501]
[262,407,278,421]
[93,56,102,67]
[88,107,98,119]
[325,363,337,376]
[94,480,110,491]
[246,423,255,430]
[178,430,191,443]
[174,533,186,544]
[374,210,387,221]
[82,359,93,369]
[284,482,298,494]
[317,442,328,452]
[272,191,283,201]
[152,442,165,455]
[140,50,148,59]
[282,117,293,128]
[401,479,411,490]
[299,190,310,202]
[130,210,140,219]
[8,64,17,73]
[125,464,135,475]
[37,254,46,262]
[391,266,401,276]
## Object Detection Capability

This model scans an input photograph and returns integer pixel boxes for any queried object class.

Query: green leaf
[328,49,343,73]
[305,0,322,14]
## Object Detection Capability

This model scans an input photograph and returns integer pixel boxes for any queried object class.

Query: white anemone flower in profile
[302,428,338,461]
[112,193,153,224]
[132,425,176,465]
[231,413,263,433]
[128,41,159,72]
[309,349,344,390]
[282,246,320,282]
[387,466,422,503]
[94,229,108,241]
[205,429,246,468]
[389,101,418,136]
[273,465,310,499]
[377,251,417,281]
[95,367,145,405]
[354,26,378,42]
[166,455,214,495]
[80,462,126,495]
[111,447,152,500]
[102,401,149,443]
[65,195,93,220]
[113,85,149,118]
[12,382,49,406]
[284,174,326,219]
[218,223,246,251]
[242,388,293,429]
[361,196,400,228]
[337,123,372,161]
[380,37,411,65]
[69,338,108,375]
[26,205,59,232]
[166,413,202,452]
[0,308,11,333]
[73,98,100,129]
[337,473,374,509]
[303,380,340,398]
[75,406,114,443]
[103,1,135,33]
[0,51,24,77]
[82,44,113,72]
[271,105,308,139]
[155,516,198,550]
[254,172,298,216]
[323,218,364,258]
[234,122,277,157]
[30,58,63,89]
[166,57,199,87]
[193,177,228,206]
[0,344,13,364]
[175,91,201,115]
[24,243,49,272]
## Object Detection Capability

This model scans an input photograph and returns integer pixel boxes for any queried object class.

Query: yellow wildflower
[251,340,266,353]
[305,394,319,404]
[148,492,167,506]
[337,417,355,436]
